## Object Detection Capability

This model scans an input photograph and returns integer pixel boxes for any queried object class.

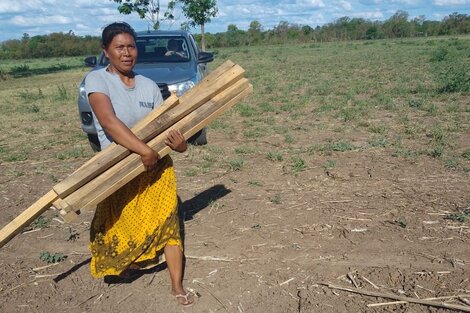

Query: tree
[111,0,176,30]
[383,10,411,38]
[248,20,262,44]
[179,0,218,51]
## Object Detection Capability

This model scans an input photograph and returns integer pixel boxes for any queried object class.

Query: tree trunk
[201,23,206,51]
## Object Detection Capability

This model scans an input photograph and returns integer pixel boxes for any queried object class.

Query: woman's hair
[101,22,136,49]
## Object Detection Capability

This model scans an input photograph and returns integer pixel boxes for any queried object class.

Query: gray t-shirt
[85,67,163,149]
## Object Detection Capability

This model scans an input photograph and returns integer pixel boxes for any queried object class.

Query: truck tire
[88,134,101,152]
[187,128,207,145]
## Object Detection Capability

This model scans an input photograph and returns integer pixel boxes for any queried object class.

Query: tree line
[200,11,470,48]
[1,11,469,60]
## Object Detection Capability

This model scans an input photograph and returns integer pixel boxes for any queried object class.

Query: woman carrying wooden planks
[85,22,193,308]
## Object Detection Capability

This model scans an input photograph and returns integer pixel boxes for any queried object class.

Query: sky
[0,0,469,42]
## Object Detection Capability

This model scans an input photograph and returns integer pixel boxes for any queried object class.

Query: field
[0,37,469,312]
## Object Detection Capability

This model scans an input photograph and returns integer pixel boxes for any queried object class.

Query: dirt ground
[1,122,469,313]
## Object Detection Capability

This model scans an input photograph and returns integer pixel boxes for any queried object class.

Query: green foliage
[180,0,218,50]
[430,41,470,93]
[66,227,80,241]
[112,0,176,30]
[266,151,283,162]
[270,194,281,204]
[435,62,470,93]
[291,156,306,174]
[395,218,408,228]
[56,84,69,101]
[18,88,44,102]
[39,251,67,263]
[25,216,51,231]
[322,159,336,170]
[227,158,245,171]
[0,32,100,60]
[445,210,469,222]
[179,0,218,27]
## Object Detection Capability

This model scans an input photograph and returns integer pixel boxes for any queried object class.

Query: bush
[435,61,470,93]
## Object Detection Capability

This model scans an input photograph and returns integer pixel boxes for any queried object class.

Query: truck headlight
[79,83,86,99]
[169,80,196,97]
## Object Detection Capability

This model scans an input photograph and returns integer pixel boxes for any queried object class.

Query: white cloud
[340,0,353,10]
[433,0,470,5]
[11,15,71,26]
[351,10,384,19]
[296,0,326,8]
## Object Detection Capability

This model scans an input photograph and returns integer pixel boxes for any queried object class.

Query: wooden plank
[63,79,250,213]
[62,80,252,215]
[0,61,244,246]
[62,84,252,222]
[0,190,59,248]
[62,59,234,177]
[53,62,242,199]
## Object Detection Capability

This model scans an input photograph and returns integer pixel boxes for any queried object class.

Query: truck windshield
[137,36,191,63]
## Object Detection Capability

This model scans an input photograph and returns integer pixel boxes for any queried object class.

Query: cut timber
[0,190,58,248]
[0,60,251,247]
[59,75,249,213]
[61,81,252,217]
[53,61,243,199]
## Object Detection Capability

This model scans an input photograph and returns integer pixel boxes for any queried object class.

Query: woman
[85,22,193,308]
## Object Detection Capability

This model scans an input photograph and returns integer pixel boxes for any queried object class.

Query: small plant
[26,104,40,113]
[237,104,257,117]
[427,145,445,158]
[444,157,460,170]
[39,251,67,263]
[445,212,468,223]
[209,119,230,130]
[234,146,255,154]
[18,88,44,102]
[56,147,86,160]
[228,159,245,171]
[462,150,470,160]
[284,133,295,144]
[248,181,262,186]
[25,216,51,231]
[270,194,281,204]
[266,151,283,162]
[322,159,336,170]
[395,218,407,228]
[408,98,425,109]
[66,227,80,241]
[184,168,198,177]
[56,84,69,101]
[329,140,355,152]
[430,46,448,62]
[291,156,306,174]
[368,137,389,148]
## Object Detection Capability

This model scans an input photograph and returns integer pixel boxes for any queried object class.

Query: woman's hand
[140,145,160,171]
[165,129,187,153]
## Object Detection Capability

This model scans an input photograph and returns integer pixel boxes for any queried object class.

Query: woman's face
[104,33,137,75]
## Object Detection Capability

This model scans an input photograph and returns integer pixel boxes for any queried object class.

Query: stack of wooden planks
[0,60,252,248]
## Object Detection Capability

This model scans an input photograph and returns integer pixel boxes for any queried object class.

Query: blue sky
[0,0,469,42]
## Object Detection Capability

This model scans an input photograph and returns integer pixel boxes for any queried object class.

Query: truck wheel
[187,128,207,145]
[88,134,101,152]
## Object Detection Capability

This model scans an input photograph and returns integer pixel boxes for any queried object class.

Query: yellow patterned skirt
[89,155,182,278]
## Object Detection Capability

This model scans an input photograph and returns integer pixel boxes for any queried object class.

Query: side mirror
[84,56,97,67]
[198,51,214,64]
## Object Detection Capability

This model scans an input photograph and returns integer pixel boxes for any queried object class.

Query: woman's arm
[88,92,159,171]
